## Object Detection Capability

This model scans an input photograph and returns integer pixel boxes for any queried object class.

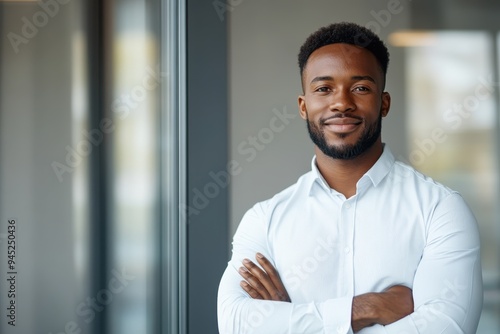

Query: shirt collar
[308,144,396,196]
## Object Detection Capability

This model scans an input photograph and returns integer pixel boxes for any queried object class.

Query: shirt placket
[329,193,357,334]
[340,197,356,299]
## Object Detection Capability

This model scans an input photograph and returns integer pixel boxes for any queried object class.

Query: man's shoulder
[390,159,457,197]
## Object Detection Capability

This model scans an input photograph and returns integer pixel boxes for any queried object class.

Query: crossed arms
[218,194,483,334]
[239,253,413,332]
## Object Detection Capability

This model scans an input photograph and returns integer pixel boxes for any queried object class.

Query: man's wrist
[352,293,380,331]
[352,285,414,332]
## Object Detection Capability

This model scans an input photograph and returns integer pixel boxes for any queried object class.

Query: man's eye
[354,86,369,92]
[316,87,331,92]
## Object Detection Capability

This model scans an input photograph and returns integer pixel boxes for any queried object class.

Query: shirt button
[345,203,351,209]
[337,325,347,333]
[344,247,350,254]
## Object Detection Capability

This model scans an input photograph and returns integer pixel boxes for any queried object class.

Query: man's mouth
[322,116,362,134]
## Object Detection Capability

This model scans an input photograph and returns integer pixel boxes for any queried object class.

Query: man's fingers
[241,259,278,299]
[255,253,291,301]
[255,253,278,276]
[240,280,263,299]
[238,265,272,300]
[238,255,291,302]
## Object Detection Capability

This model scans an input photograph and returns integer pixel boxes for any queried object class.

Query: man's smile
[322,115,362,134]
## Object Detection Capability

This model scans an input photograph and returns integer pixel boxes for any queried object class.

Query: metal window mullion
[87,0,110,333]
[161,0,186,333]
[177,0,187,332]
[493,32,500,282]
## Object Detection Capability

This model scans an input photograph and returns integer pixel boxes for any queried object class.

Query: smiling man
[217,22,483,333]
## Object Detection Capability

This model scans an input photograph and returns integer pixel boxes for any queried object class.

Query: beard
[306,113,382,160]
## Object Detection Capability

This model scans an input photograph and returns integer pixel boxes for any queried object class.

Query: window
[0,0,187,333]
[403,31,500,332]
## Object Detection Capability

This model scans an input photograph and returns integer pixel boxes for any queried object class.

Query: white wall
[229,0,412,236]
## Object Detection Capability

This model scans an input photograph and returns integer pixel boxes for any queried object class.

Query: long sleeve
[217,202,354,334]
[358,193,483,334]
[218,150,483,333]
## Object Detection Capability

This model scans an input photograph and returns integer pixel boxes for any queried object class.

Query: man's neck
[315,141,384,198]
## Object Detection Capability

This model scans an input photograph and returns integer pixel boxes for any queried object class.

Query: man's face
[298,43,390,160]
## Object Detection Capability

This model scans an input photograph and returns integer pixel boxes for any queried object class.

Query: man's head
[297,22,391,161]
[298,22,390,91]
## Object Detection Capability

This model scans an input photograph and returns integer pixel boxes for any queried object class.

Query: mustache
[320,113,363,125]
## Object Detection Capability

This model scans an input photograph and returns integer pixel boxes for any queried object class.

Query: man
[218,22,483,333]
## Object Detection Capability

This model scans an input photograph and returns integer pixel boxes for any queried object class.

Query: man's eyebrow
[309,76,333,84]
[351,75,376,83]
[309,75,376,84]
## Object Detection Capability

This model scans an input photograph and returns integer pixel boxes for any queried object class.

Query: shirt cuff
[321,296,353,334]
[357,324,388,334]
[358,316,415,334]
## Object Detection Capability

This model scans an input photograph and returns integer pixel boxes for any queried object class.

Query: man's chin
[319,145,356,160]
[323,137,359,149]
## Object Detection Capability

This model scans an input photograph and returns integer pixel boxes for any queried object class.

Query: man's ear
[381,92,391,117]
[298,95,307,120]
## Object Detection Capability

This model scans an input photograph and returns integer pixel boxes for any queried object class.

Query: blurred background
[0,0,499,333]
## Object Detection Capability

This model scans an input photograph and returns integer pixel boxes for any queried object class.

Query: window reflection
[0,2,92,333]
[108,1,159,334]
[404,31,500,332]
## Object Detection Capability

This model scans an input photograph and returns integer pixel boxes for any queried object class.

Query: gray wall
[0,3,89,334]
[228,0,411,236]
[187,0,229,333]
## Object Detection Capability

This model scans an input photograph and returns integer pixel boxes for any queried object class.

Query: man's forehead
[303,44,383,82]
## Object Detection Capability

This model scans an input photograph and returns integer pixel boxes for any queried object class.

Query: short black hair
[298,22,389,85]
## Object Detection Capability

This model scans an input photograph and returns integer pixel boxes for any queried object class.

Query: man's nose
[329,89,355,113]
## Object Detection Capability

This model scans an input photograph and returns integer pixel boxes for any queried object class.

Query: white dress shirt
[218,145,483,334]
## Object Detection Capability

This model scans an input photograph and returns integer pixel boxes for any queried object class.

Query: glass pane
[0,2,91,334]
[405,31,500,333]
[107,1,160,334]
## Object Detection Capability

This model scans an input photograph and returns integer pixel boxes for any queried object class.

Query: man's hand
[238,254,412,332]
[352,285,414,332]
[238,253,291,302]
